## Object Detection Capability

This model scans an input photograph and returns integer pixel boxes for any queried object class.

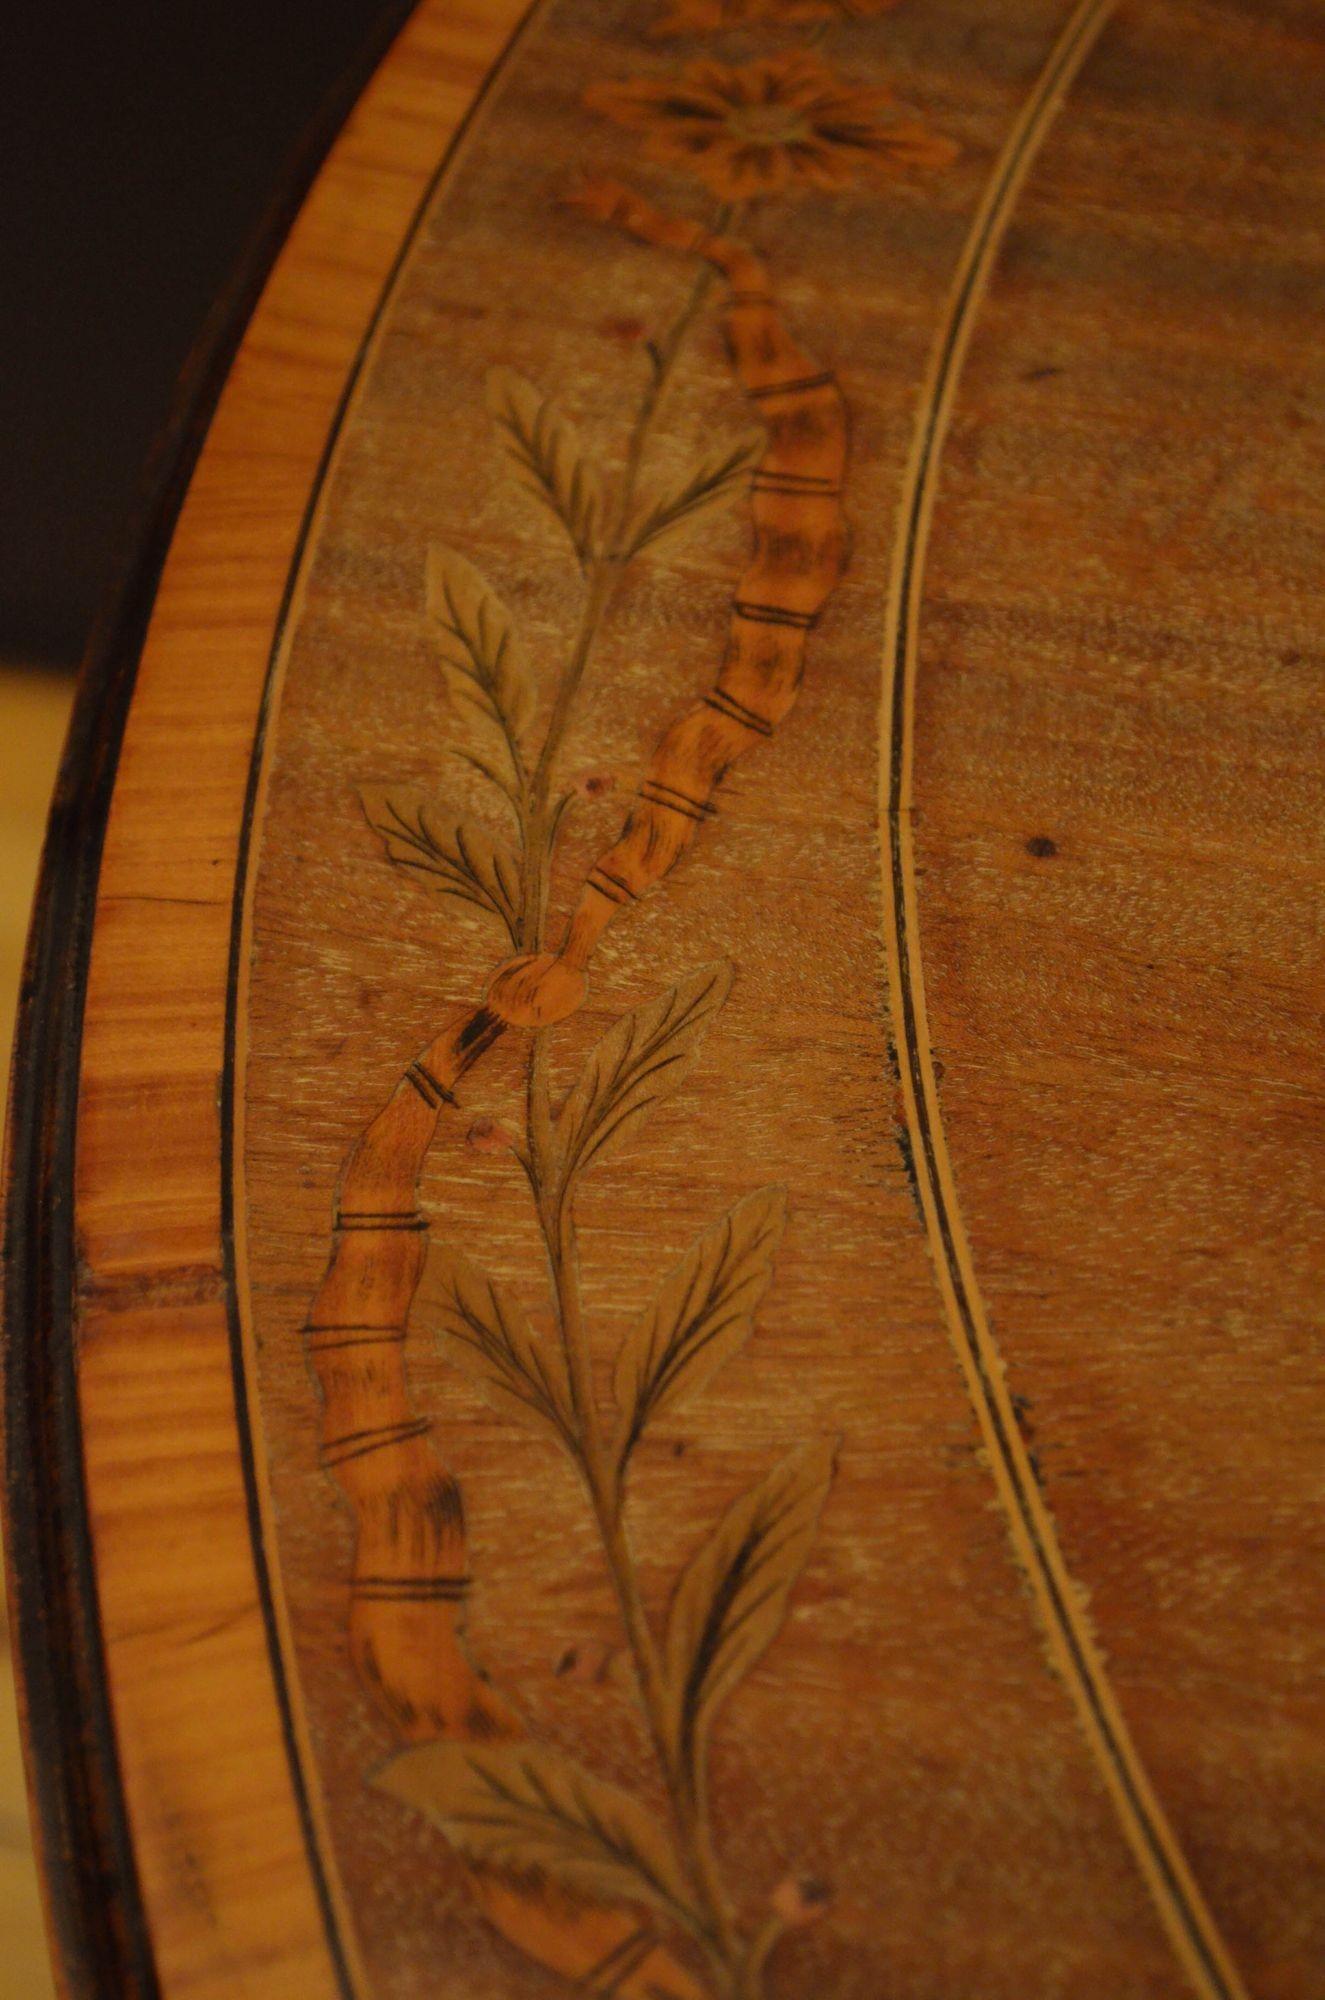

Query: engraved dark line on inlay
[406,1058,456,1109]
[321,1418,432,1467]
[751,470,841,493]
[636,786,709,825]
[753,464,836,484]
[638,796,708,824]
[730,288,773,305]
[751,479,842,500]
[351,1575,471,1601]
[703,687,774,735]
[748,369,836,399]
[598,1935,656,1997]
[576,1928,653,1995]
[334,1210,429,1232]
[877,4,1246,1997]
[732,598,818,631]
[350,1592,470,1608]
[352,1573,471,1587]
[639,777,717,818]
[305,1326,408,1353]
[456,1005,502,1057]
[588,865,639,905]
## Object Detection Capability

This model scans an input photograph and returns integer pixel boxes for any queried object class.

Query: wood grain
[879,7,1248,1993]
[909,4,1325,1990]
[13,3,528,1993]
[4,1,1323,1996]
[0,660,70,2000]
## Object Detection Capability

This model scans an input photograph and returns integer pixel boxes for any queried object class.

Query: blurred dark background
[2,0,406,670]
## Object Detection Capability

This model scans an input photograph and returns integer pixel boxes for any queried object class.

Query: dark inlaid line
[588,865,639,906]
[751,470,841,494]
[405,1058,456,1109]
[351,1575,471,1601]
[639,777,716,818]
[748,369,836,400]
[322,1417,432,1468]
[455,1005,503,1060]
[644,776,716,816]
[704,687,774,736]
[575,1927,652,1996]
[334,1210,428,1232]
[732,598,818,631]
[879,4,1242,1997]
[304,1326,407,1353]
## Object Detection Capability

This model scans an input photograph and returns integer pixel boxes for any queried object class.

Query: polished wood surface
[0,662,69,2000]
[61,9,528,1994]
[4,2,1323,1997]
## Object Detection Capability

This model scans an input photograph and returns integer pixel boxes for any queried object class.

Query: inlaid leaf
[663,1441,835,1789]
[556,963,733,1185]
[624,434,762,559]
[486,367,603,564]
[360,788,521,943]
[425,544,536,755]
[375,1740,700,1935]
[614,1187,787,1468]
[421,1239,575,1449]
[446,744,525,816]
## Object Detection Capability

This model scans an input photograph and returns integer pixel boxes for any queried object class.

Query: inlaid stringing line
[877,5,1249,1998]
[322,1418,433,1467]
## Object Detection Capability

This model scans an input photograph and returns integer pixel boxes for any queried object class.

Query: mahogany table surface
[3,3,1322,1997]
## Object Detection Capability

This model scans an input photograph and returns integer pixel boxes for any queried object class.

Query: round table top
[5,2,1323,1996]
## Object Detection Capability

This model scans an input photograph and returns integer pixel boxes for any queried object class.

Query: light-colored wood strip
[70,2,530,1993]
[0,661,72,2000]
[878,6,1250,1999]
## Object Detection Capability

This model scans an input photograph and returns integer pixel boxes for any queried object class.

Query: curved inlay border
[877,6,1248,1998]
[226,4,553,1993]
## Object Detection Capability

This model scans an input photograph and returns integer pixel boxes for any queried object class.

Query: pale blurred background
[3,3,403,1988]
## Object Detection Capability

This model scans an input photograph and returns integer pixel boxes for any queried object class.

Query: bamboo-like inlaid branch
[488,179,849,1034]
[312,170,853,2000]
